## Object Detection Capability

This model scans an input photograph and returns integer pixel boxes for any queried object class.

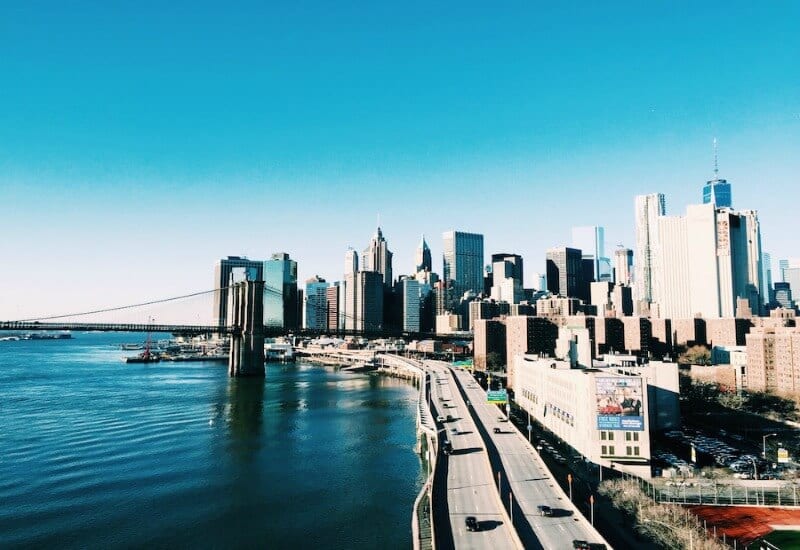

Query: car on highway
[437,416,444,422]
[572,540,591,549]
[450,428,458,435]
[465,516,478,531]
[493,427,501,434]
[446,414,453,421]
[537,505,553,516]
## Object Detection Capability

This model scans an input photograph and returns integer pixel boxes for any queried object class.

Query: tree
[486,352,504,369]
[678,345,711,365]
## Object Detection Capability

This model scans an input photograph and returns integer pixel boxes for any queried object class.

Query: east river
[0,333,423,549]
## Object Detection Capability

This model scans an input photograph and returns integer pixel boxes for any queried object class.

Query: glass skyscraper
[442,231,484,309]
[702,178,732,208]
[264,252,299,329]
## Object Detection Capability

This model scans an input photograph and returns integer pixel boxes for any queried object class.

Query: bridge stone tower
[228,279,265,377]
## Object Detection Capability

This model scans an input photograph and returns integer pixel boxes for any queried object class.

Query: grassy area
[764,529,800,549]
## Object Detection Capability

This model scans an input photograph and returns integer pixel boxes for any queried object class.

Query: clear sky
[2,1,798,320]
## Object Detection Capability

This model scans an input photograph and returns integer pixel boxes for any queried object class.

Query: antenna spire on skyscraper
[713,137,719,179]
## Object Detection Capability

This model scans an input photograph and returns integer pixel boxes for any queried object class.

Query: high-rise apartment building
[614,248,633,285]
[264,253,299,329]
[746,327,800,392]
[361,227,393,287]
[303,276,328,330]
[546,247,583,299]
[415,235,432,273]
[442,231,484,308]
[656,204,763,318]
[213,256,264,326]
[634,193,666,311]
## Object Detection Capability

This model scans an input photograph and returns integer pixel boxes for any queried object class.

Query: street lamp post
[748,456,759,481]
[568,473,573,501]
[763,433,777,459]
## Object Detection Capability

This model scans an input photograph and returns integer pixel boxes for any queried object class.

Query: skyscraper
[613,248,634,285]
[401,277,421,332]
[442,230,484,308]
[361,226,393,287]
[702,138,733,208]
[264,253,299,329]
[213,256,264,326]
[545,247,583,299]
[634,193,666,311]
[303,276,328,330]
[490,253,524,304]
[761,252,773,306]
[415,235,432,273]
[656,204,763,318]
[572,226,610,281]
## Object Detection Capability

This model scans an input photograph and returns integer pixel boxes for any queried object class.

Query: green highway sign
[487,389,508,404]
[452,359,473,369]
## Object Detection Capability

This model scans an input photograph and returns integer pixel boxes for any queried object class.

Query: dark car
[465,516,478,531]
[572,541,591,550]
[493,427,501,434]
[537,505,553,517]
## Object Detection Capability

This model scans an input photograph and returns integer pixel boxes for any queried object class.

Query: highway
[427,361,521,550]
[446,363,610,550]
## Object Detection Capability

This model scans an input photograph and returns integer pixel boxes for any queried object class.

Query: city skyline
[2,2,799,319]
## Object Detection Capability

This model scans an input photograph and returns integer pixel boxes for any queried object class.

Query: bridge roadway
[0,321,472,341]
[427,361,521,550]
[448,364,611,550]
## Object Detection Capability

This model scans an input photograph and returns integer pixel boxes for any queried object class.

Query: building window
[633,432,639,442]
[626,446,632,456]
[625,432,631,441]
[609,446,615,455]
[608,432,614,441]
[601,445,607,455]
[634,447,640,456]
[601,432,607,441]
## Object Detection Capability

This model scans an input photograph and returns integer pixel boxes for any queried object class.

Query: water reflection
[223,377,266,458]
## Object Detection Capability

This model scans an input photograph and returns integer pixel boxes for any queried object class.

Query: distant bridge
[0,321,472,341]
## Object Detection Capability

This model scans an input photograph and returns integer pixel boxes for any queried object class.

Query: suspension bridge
[1,280,471,376]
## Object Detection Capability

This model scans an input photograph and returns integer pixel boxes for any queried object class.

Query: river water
[0,333,422,549]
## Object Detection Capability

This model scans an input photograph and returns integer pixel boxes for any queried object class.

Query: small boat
[126,352,161,364]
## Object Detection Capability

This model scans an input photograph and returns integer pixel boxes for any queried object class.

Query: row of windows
[601,431,639,442]
[601,445,641,457]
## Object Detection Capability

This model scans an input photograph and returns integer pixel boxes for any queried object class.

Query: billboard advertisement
[595,377,645,431]
[778,448,790,464]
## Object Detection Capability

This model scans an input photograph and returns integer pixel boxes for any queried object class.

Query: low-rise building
[514,356,667,478]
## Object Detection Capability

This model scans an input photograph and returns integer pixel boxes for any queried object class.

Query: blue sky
[1,1,798,320]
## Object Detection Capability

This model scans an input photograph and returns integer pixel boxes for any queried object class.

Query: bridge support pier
[228,280,265,377]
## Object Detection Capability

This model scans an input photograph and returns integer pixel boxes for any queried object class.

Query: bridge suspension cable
[12,288,227,323]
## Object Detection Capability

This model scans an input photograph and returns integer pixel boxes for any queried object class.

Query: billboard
[778,448,790,464]
[487,389,508,404]
[595,377,645,431]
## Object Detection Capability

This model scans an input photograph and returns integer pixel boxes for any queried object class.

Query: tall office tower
[213,256,264,326]
[702,138,732,208]
[774,283,794,309]
[326,283,340,332]
[782,260,800,300]
[303,276,328,330]
[344,248,359,275]
[401,278,421,331]
[356,271,384,331]
[656,204,763,318]
[779,259,791,281]
[264,253,299,329]
[572,226,611,281]
[545,247,583,299]
[613,248,634,285]
[761,252,773,306]
[442,230,484,309]
[634,193,666,312]
[415,235,432,273]
[490,253,524,304]
[361,226,393,287]
[343,272,358,331]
